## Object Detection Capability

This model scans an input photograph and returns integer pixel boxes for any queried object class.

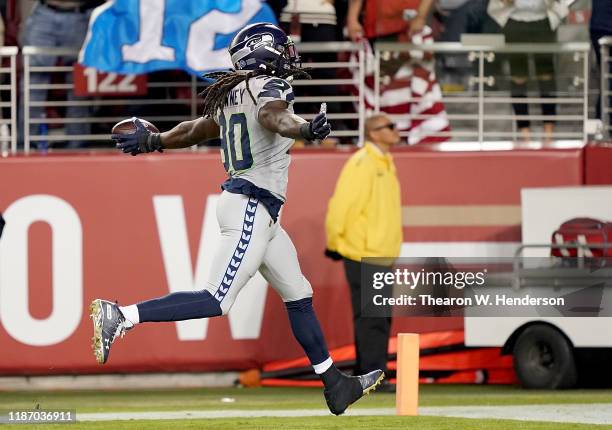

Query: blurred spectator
[347,0,435,42]
[19,0,103,149]
[437,0,483,42]
[435,0,501,41]
[279,0,347,141]
[325,113,402,389]
[347,0,450,144]
[488,0,568,142]
[280,0,337,48]
[19,0,36,27]
[590,0,612,129]
[434,0,495,91]
[265,0,288,20]
[352,32,451,143]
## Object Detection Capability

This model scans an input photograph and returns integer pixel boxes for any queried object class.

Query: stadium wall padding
[0,146,586,374]
[584,142,612,185]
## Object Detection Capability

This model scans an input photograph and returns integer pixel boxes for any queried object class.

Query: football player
[90,23,384,415]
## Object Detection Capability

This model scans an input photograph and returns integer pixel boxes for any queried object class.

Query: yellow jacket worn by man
[324,114,402,383]
[325,142,402,262]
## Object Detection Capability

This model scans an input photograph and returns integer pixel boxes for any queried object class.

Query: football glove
[300,112,331,141]
[113,118,163,156]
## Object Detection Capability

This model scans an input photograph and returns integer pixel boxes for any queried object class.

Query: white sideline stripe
[77,408,392,421]
[420,403,612,425]
[77,403,612,424]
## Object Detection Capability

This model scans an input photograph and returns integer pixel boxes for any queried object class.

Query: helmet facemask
[283,37,301,69]
[263,37,301,76]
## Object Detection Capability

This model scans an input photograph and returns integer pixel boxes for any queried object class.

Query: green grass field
[8,416,610,430]
[1,385,611,429]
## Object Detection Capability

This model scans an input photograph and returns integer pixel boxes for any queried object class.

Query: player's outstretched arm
[258,101,331,142]
[114,117,220,155]
[161,117,220,149]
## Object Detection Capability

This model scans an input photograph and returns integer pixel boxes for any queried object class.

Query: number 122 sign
[73,64,147,97]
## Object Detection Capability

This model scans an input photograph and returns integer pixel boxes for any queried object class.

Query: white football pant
[204,191,313,314]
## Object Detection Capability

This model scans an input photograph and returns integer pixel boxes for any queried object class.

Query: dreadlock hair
[199,63,312,119]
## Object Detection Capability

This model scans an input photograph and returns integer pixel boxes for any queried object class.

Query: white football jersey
[215,75,295,200]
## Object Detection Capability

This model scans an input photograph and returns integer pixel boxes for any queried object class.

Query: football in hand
[111,117,159,135]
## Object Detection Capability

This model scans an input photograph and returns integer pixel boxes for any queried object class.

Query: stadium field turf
[1,385,611,429]
[10,416,611,430]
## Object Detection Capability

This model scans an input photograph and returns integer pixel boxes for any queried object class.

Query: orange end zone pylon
[396,333,420,416]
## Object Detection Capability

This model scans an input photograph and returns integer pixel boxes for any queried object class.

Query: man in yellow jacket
[325,114,402,383]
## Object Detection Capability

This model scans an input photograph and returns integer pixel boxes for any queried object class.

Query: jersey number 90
[219,112,253,173]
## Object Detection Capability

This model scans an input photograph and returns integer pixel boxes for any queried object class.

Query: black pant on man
[343,258,391,375]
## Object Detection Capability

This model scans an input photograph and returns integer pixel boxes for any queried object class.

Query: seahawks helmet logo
[245,33,274,51]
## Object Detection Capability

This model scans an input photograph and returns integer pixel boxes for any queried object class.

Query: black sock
[320,364,343,388]
[137,290,222,322]
[284,297,331,366]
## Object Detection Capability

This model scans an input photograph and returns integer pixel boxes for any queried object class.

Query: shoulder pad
[257,77,294,103]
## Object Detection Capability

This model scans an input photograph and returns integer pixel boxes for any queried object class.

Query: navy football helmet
[228,23,300,74]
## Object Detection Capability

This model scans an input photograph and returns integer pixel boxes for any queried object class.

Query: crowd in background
[1,0,611,148]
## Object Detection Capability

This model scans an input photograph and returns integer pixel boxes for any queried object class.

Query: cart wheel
[513,325,577,389]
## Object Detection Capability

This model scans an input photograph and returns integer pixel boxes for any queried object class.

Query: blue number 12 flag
[79,0,277,75]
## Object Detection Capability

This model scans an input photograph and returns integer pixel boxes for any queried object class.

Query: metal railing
[12,41,593,152]
[21,42,364,152]
[0,46,18,156]
[279,42,365,142]
[22,45,201,152]
[374,42,591,144]
[600,36,612,139]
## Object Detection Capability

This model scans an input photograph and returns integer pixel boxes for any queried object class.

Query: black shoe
[324,369,385,415]
[89,299,130,364]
